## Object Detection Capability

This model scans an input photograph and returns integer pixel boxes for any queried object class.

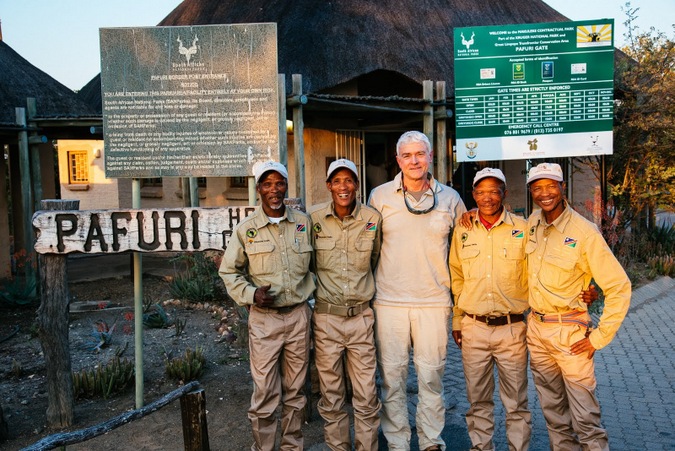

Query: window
[231,176,248,188]
[141,178,163,187]
[68,151,89,184]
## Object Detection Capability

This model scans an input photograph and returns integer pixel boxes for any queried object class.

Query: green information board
[454,20,614,162]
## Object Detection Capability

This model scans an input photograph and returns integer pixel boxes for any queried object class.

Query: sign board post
[454,20,615,162]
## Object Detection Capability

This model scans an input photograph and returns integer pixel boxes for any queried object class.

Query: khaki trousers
[374,304,450,451]
[460,316,531,451]
[527,313,608,451]
[313,306,381,451]
[248,304,311,451]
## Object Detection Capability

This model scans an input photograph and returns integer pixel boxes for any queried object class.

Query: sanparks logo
[172,33,206,71]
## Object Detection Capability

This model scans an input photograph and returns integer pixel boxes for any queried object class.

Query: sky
[1,0,673,91]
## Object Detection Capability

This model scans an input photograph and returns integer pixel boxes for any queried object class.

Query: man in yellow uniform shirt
[219,161,315,451]
[309,158,382,451]
[526,162,631,450]
[449,168,531,450]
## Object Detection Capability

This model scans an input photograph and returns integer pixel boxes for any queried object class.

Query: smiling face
[529,178,566,223]
[257,171,287,217]
[327,168,358,218]
[472,177,506,223]
[396,141,431,183]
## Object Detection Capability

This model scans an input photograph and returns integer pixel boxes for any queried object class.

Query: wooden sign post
[36,199,80,428]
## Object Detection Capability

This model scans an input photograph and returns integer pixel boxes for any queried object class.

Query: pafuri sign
[32,207,255,254]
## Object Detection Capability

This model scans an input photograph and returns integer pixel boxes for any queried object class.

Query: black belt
[468,313,524,326]
[255,302,306,314]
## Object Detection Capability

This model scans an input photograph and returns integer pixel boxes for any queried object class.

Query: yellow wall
[57,140,120,210]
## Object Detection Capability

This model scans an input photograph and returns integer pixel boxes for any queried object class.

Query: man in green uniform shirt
[219,161,315,451]
[309,158,382,451]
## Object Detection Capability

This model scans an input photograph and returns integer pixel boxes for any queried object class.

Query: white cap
[326,158,358,181]
[473,167,506,187]
[252,161,288,184]
[527,163,563,184]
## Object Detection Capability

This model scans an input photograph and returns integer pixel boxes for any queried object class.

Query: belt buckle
[347,306,356,317]
[533,311,545,322]
[485,315,499,326]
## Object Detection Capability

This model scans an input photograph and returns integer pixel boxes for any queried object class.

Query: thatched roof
[0,40,96,127]
[158,0,570,93]
[80,0,574,111]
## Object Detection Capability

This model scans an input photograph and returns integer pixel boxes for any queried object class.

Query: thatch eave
[0,41,96,125]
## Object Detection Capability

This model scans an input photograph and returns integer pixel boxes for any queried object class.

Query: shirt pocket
[459,246,481,281]
[499,243,526,288]
[291,242,313,277]
[539,252,579,295]
[353,238,374,272]
[314,238,337,270]
[247,242,277,276]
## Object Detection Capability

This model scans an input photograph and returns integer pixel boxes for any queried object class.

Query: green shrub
[0,277,37,306]
[72,357,134,399]
[89,320,116,352]
[169,252,222,302]
[143,303,174,329]
[647,223,675,256]
[647,255,675,277]
[165,347,205,383]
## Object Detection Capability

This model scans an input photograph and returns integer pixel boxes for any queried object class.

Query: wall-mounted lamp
[286,120,293,134]
[93,148,102,159]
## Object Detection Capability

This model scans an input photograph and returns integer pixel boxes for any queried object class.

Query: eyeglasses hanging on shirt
[402,174,437,215]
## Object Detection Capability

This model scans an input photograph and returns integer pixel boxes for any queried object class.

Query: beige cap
[326,158,358,181]
[473,167,506,187]
[527,163,563,184]
[252,161,288,183]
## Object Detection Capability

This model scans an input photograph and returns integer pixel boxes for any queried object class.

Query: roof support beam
[423,80,434,175]
[435,81,448,185]
[292,74,306,205]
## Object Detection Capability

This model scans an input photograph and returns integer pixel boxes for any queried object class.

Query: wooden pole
[16,107,34,258]
[600,155,607,230]
[423,81,434,175]
[278,74,288,167]
[36,199,80,429]
[435,81,448,185]
[0,142,10,279]
[23,381,201,450]
[182,178,191,207]
[180,388,210,451]
[27,98,44,214]
[292,74,305,204]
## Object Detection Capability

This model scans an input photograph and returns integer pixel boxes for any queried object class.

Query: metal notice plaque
[100,24,279,178]
[454,20,614,162]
